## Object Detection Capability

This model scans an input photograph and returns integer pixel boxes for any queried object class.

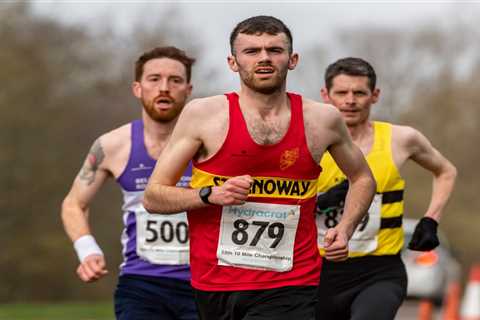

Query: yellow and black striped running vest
[316,121,405,257]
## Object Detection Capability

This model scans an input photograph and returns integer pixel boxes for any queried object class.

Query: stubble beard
[239,65,288,95]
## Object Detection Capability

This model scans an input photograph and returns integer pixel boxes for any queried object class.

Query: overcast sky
[33,1,457,48]
[32,1,473,95]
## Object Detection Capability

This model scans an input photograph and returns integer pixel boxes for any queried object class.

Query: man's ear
[132,81,141,99]
[320,88,331,103]
[371,88,380,104]
[186,84,193,97]
[288,53,299,70]
[227,55,239,72]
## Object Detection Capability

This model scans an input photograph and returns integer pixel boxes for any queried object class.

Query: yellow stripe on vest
[191,167,318,199]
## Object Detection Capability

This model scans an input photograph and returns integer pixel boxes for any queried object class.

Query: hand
[408,217,440,251]
[210,175,253,206]
[323,227,349,261]
[316,180,349,212]
[76,254,108,283]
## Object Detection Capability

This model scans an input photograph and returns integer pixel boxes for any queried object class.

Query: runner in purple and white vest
[61,46,198,320]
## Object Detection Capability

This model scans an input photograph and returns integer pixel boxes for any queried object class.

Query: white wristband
[74,235,104,262]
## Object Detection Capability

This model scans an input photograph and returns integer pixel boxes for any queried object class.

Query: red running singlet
[188,92,322,291]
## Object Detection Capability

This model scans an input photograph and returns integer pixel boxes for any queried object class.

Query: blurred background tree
[0,2,478,302]
[0,2,208,302]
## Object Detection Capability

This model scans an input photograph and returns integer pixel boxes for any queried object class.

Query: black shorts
[195,285,317,320]
[316,255,407,320]
[114,274,198,320]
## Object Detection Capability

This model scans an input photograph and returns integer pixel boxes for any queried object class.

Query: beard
[239,63,288,94]
[142,96,185,123]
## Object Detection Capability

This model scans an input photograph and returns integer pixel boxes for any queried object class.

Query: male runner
[315,57,457,320]
[61,46,198,320]
[143,17,376,320]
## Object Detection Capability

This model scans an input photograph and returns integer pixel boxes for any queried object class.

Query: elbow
[448,163,458,182]
[368,176,377,196]
[143,187,166,214]
[61,197,73,223]
[142,199,157,214]
[364,167,377,194]
[439,161,457,184]
[142,191,157,214]
[61,195,87,227]
[371,178,377,191]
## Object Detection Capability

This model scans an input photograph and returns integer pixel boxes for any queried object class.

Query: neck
[141,112,177,143]
[238,84,288,116]
[347,120,373,142]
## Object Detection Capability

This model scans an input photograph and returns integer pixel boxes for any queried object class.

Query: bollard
[418,299,434,320]
[442,281,461,320]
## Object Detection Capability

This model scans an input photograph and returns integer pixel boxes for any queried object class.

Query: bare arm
[142,109,205,214]
[143,98,252,214]
[61,138,110,282]
[397,126,457,222]
[62,139,109,241]
[305,102,376,261]
[328,113,377,240]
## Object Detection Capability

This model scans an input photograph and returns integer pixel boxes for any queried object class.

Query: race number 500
[136,210,190,265]
[145,220,188,244]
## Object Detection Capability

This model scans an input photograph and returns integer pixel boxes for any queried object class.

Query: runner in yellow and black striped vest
[315,57,457,320]
[317,121,405,258]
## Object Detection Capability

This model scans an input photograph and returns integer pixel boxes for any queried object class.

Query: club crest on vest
[280,147,299,170]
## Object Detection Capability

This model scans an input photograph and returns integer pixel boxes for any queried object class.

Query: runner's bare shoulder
[95,123,131,174]
[391,123,429,162]
[302,99,343,162]
[391,124,420,145]
[302,98,343,137]
[177,95,229,135]
[180,95,227,121]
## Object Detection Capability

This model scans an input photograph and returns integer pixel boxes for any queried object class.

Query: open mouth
[255,67,275,75]
[155,97,173,105]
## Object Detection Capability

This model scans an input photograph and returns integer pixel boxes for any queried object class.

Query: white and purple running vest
[116,119,192,280]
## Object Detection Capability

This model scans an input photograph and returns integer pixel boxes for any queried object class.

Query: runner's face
[229,33,297,94]
[133,58,192,123]
[321,75,379,126]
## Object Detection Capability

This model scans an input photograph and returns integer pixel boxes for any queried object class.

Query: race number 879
[231,219,284,248]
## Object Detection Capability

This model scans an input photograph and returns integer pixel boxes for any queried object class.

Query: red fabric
[188,92,322,291]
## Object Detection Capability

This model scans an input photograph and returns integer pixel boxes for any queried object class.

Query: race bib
[317,194,382,253]
[136,209,189,265]
[217,202,300,272]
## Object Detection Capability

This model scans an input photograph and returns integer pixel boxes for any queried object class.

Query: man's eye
[269,48,283,53]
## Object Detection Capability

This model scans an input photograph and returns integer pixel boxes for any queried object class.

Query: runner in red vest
[143,16,376,320]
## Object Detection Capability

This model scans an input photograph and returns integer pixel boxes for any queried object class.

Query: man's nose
[345,92,355,104]
[258,49,272,62]
[158,79,169,92]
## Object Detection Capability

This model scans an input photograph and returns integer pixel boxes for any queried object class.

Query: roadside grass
[0,302,113,320]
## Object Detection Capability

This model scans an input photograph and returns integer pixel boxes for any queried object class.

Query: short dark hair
[134,46,195,82]
[229,15,293,55]
[325,57,377,92]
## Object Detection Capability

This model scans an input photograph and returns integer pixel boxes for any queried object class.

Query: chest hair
[246,115,290,145]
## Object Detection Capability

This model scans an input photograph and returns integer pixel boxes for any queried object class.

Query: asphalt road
[396,299,442,320]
